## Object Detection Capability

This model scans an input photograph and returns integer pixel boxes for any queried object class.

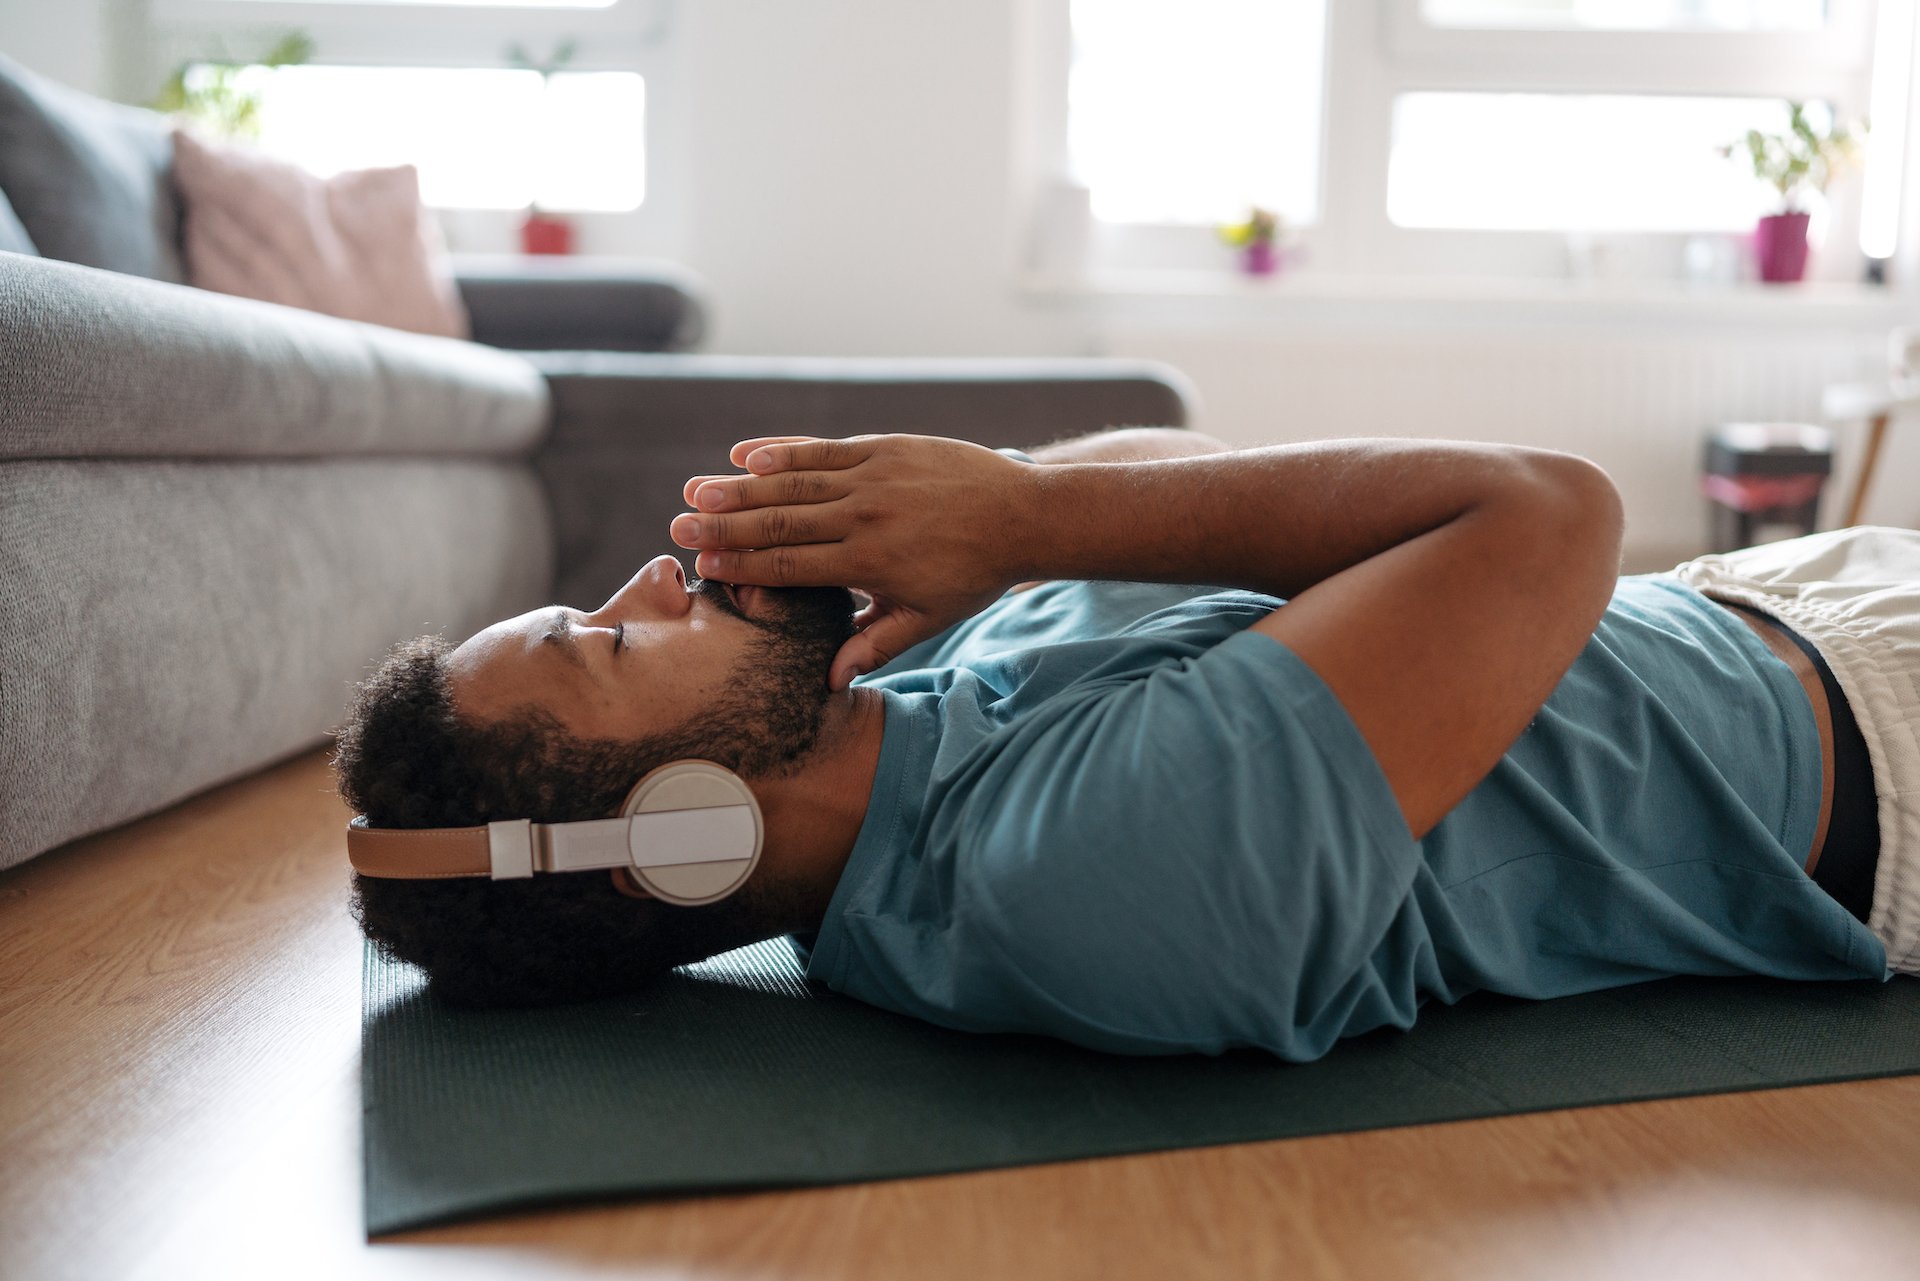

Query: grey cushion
[0,458,553,869]
[454,256,706,353]
[0,52,183,282]
[531,352,1194,607]
[0,254,551,461]
[0,184,36,255]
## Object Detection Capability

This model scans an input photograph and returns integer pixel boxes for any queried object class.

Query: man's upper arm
[1248,456,1622,839]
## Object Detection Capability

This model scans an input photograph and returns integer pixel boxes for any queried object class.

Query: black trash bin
[1701,422,1833,552]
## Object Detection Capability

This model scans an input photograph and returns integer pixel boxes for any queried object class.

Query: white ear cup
[619,761,763,906]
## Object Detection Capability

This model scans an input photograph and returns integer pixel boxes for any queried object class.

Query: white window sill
[1017,270,1914,329]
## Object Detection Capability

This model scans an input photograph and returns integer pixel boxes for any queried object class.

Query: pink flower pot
[1754,211,1811,284]
[1242,240,1278,276]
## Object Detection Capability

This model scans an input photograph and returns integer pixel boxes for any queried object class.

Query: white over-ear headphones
[346,760,763,906]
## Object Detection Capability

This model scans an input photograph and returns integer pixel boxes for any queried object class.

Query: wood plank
[4,751,1917,1281]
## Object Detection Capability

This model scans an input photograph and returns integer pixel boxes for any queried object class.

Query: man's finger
[830,635,890,692]
[693,543,846,587]
[829,613,923,690]
[689,469,852,513]
[728,436,818,468]
[671,501,847,551]
[682,472,746,506]
[743,437,877,475]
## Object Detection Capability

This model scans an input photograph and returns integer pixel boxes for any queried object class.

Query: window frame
[153,0,666,66]
[1031,0,1890,285]
[1384,0,1877,80]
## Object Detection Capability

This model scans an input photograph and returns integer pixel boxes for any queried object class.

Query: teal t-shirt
[806,578,1889,1059]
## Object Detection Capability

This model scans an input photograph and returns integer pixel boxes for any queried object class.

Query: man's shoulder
[864,581,1281,684]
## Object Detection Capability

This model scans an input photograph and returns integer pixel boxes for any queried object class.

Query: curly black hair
[334,636,790,1008]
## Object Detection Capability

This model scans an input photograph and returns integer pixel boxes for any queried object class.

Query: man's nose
[600,555,690,618]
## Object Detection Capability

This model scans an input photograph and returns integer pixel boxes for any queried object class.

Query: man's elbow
[1516,450,1625,598]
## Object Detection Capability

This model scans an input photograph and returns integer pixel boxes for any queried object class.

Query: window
[1049,0,1901,281]
[153,0,669,224]
[223,64,644,210]
[1388,94,1808,231]
[1068,0,1328,226]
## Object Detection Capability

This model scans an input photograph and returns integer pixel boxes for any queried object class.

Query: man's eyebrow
[540,609,587,671]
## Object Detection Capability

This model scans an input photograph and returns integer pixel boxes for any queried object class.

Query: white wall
[674,0,1084,359]
[2,0,1913,555]
[0,0,110,96]
[1103,305,1909,566]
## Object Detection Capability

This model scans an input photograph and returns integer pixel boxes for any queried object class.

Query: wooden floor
[4,751,1919,1281]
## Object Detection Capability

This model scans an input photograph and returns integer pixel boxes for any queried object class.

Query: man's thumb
[830,617,919,690]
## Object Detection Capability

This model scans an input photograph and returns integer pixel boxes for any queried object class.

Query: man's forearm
[1027,427,1231,466]
[1005,438,1612,601]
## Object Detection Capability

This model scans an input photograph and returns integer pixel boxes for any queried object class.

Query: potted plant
[1218,206,1286,277]
[1723,102,1863,284]
[508,39,578,256]
[152,33,313,139]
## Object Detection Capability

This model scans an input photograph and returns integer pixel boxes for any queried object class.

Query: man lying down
[335,428,1918,1061]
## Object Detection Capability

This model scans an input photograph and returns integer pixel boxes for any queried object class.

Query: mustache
[686,573,759,628]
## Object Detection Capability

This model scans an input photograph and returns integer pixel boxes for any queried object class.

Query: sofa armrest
[532,352,1195,607]
[0,254,548,461]
[453,256,706,353]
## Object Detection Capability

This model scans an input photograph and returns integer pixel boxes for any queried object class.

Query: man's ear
[610,867,654,900]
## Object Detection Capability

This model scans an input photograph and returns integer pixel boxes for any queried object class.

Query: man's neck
[747,686,888,930]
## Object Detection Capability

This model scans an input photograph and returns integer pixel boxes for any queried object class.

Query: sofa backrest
[0,57,712,358]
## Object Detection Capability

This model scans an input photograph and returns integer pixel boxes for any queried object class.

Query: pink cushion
[171,130,470,339]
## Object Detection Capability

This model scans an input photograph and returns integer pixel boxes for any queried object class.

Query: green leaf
[262,32,313,68]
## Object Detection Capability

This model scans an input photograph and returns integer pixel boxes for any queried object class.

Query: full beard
[670,576,858,779]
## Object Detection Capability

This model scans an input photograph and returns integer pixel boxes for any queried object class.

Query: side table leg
[1842,411,1891,527]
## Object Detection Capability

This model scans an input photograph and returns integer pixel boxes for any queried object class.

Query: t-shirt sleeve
[828,628,1427,1058]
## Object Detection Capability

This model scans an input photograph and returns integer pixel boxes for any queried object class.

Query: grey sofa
[0,57,1192,871]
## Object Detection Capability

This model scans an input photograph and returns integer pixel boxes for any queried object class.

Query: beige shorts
[1671,526,1920,976]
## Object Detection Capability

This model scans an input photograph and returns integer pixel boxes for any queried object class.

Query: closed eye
[614,622,626,654]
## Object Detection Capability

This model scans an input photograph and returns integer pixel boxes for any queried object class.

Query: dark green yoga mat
[362,938,1920,1235]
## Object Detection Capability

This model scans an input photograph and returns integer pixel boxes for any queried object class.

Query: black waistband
[1768,619,1879,924]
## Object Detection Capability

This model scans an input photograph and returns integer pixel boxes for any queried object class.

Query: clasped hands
[671,434,1037,691]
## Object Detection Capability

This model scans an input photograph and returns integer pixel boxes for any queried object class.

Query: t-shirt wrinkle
[1441,848,1817,893]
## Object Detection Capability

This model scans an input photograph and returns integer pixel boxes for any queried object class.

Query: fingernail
[697,486,727,510]
[747,450,770,471]
[679,517,702,540]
